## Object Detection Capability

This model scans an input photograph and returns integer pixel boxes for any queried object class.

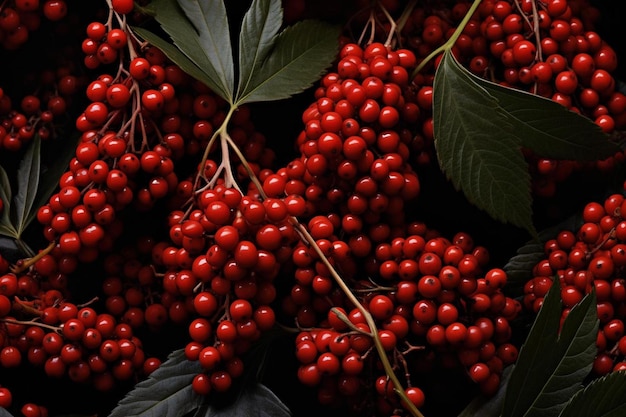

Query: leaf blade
[477,80,620,161]
[433,50,534,234]
[502,279,598,417]
[524,288,598,417]
[237,0,283,101]
[236,20,340,105]
[14,136,41,237]
[0,163,17,239]
[559,372,626,417]
[150,0,233,102]
[24,134,78,229]
[177,0,234,101]
[109,349,204,417]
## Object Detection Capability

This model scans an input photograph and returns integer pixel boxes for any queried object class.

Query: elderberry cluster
[523,189,626,376]
[358,0,626,197]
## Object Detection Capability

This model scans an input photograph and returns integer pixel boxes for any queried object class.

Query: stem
[223,107,424,417]
[193,105,238,190]
[290,220,425,417]
[411,0,482,77]
[395,0,418,38]
[11,241,56,274]
[1,318,61,334]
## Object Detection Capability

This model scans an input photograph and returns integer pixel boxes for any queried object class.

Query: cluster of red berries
[0,0,68,50]
[239,40,519,415]
[2,0,626,416]
[382,0,626,197]
[0,67,80,151]
[0,282,161,391]
[523,189,626,376]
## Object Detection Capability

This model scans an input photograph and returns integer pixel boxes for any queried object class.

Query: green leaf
[504,212,583,291]
[25,134,78,230]
[559,372,626,417]
[433,50,534,235]
[150,0,234,102]
[109,349,204,417]
[235,20,340,105]
[132,27,218,92]
[13,136,41,237]
[0,164,17,239]
[477,81,620,161]
[502,278,598,417]
[236,0,283,101]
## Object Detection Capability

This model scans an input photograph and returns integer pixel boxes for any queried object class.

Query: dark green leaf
[502,242,545,290]
[192,384,291,417]
[457,365,513,417]
[504,212,583,289]
[176,0,234,101]
[108,349,204,417]
[13,135,41,237]
[502,279,598,417]
[236,0,283,101]
[0,164,17,238]
[235,20,340,105]
[559,372,626,417]
[132,27,217,92]
[25,134,78,230]
[477,81,620,161]
[150,0,234,102]
[433,50,534,234]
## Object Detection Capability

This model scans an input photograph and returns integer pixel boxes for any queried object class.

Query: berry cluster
[522,189,626,375]
[375,0,626,197]
[2,0,625,416]
[0,67,80,151]
[0,0,67,50]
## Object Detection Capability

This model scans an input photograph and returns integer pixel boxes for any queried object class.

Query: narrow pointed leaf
[235,20,340,105]
[0,164,17,238]
[177,0,234,101]
[13,136,41,237]
[559,372,626,417]
[433,50,534,234]
[109,349,204,417]
[502,279,598,417]
[150,0,233,102]
[132,27,218,92]
[25,134,77,229]
[237,0,283,101]
[477,80,620,161]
